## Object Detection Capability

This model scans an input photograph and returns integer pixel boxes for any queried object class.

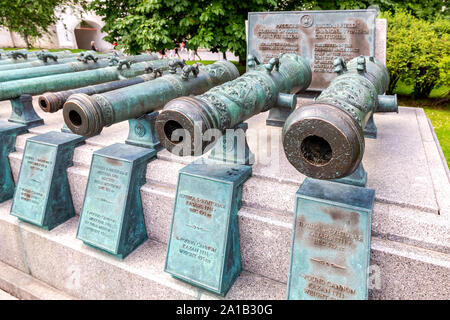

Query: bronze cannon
[282,56,398,180]
[155,53,312,156]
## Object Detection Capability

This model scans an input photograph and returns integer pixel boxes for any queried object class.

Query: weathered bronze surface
[76,143,153,258]
[63,61,239,137]
[0,121,28,203]
[0,49,77,65]
[0,52,84,72]
[0,58,168,101]
[165,158,251,296]
[282,56,398,180]
[247,10,376,90]
[287,178,374,300]
[0,53,157,83]
[156,53,311,156]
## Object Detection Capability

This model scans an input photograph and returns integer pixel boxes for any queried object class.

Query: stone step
[0,201,284,300]
[0,260,74,300]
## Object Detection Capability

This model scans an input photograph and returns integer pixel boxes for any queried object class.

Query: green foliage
[90,0,277,61]
[0,0,87,48]
[381,10,449,98]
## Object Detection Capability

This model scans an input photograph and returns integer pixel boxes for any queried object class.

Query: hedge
[381,10,449,98]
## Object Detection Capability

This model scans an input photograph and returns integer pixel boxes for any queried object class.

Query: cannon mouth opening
[39,98,48,110]
[300,135,332,166]
[38,96,52,113]
[163,120,184,144]
[69,110,83,127]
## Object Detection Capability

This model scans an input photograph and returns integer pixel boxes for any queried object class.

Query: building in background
[0,6,113,52]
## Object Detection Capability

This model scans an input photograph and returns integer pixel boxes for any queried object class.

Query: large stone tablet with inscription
[247,10,376,90]
[0,121,28,203]
[77,143,154,259]
[165,158,252,296]
[10,131,84,230]
[287,178,374,300]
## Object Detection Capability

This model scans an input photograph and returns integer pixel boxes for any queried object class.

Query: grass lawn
[394,82,449,167]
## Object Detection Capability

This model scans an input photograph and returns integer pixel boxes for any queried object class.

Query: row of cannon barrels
[0,51,398,180]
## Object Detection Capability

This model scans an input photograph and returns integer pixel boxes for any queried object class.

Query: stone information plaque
[165,159,251,296]
[0,121,27,203]
[77,143,154,258]
[10,131,84,229]
[287,178,374,300]
[247,10,376,90]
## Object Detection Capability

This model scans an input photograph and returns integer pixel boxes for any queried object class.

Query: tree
[0,0,87,48]
[90,0,278,62]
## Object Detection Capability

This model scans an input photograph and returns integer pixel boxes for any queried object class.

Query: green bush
[382,11,449,98]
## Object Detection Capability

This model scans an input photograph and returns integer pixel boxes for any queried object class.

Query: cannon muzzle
[282,56,397,180]
[156,53,312,156]
[63,61,240,137]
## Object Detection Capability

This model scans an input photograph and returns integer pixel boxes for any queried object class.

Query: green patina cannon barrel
[0,50,78,65]
[0,53,157,83]
[62,61,240,137]
[155,53,312,156]
[0,51,110,72]
[38,70,165,113]
[0,58,169,101]
[282,56,398,180]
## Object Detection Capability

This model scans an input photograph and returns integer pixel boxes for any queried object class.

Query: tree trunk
[24,36,31,49]
[222,52,227,60]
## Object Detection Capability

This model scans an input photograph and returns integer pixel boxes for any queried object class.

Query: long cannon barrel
[39,72,163,113]
[0,58,169,101]
[282,56,398,180]
[63,61,240,137]
[0,53,157,83]
[155,53,312,156]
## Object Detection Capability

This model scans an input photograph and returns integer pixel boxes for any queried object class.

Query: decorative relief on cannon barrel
[156,53,312,156]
